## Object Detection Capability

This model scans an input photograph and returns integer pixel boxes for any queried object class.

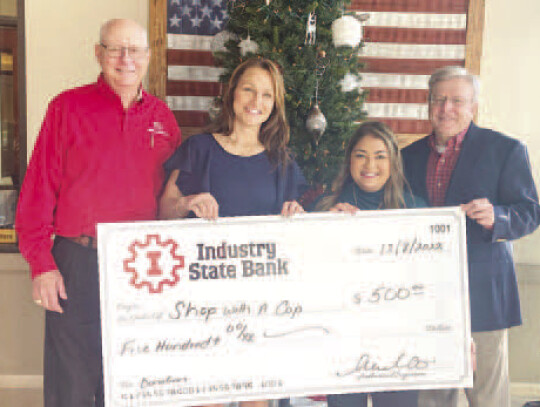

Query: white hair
[99,18,148,45]
[428,66,480,102]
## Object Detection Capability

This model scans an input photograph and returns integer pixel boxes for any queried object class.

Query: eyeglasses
[430,95,472,107]
[100,43,149,59]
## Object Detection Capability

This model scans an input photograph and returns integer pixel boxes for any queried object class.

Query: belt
[65,235,97,249]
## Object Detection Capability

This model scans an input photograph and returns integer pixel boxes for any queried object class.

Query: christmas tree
[214,0,367,190]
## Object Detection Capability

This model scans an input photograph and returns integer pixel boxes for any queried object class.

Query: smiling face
[95,19,150,99]
[429,77,477,143]
[232,67,275,130]
[350,134,391,193]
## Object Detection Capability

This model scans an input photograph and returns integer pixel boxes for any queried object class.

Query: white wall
[478,0,540,265]
[25,0,148,157]
[478,0,540,385]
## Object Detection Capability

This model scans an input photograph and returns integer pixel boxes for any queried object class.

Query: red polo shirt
[16,76,181,278]
[426,126,468,206]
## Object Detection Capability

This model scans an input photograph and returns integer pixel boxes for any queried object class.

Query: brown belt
[65,235,97,249]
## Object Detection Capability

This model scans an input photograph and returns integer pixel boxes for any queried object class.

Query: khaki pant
[418,329,510,407]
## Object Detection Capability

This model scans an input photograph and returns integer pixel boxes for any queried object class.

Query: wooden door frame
[149,0,167,100]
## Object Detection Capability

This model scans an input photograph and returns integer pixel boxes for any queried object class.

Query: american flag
[166,0,228,131]
[166,0,470,141]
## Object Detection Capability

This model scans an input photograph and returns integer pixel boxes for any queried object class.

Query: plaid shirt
[426,128,468,206]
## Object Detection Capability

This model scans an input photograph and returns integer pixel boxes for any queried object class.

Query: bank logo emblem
[123,234,184,293]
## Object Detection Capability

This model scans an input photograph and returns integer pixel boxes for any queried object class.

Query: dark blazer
[402,123,540,332]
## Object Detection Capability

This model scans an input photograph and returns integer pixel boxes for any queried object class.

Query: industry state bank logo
[123,234,184,294]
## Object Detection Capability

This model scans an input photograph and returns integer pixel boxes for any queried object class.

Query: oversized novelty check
[97,207,472,407]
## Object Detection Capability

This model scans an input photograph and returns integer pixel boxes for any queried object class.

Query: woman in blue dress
[315,121,423,407]
[159,58,305,407]
[160,58,305,220]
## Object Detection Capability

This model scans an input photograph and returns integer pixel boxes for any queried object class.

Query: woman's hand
[159,170,219,220]
[281,200,305,216]
[180,193,219,220]
[329,202,359,214]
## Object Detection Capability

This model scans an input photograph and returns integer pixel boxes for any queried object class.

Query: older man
[16,19,181,407]
[401,66,540,407]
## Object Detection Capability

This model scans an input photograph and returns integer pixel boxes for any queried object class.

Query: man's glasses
[430,95,472,107]
[100,43,149,59]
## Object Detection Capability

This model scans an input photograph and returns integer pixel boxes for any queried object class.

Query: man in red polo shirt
[16,19,181,407]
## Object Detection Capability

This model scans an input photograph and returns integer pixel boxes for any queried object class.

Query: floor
[0,389,537,406]
[289,393,538,407]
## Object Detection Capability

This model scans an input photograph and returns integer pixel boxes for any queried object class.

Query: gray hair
[428,66,480,103]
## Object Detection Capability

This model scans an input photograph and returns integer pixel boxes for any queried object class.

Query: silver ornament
[306,103,327,141]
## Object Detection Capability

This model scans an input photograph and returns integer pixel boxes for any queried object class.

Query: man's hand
[461,198,495,230]
[32,270,67,313]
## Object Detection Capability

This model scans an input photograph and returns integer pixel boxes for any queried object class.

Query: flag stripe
[374,118,432,134]
[168,33,215,51]
[360,73,430,89]
[350,0,468,13]
[166,95,214,111]
[359,11,467,29]
[364,102,428,120]
[167,80,221,97]
[365,88,429,104]
[174,110,210,127]
[360,43,465,59]
[363,27,467,44]
[362,58,463,74]
[168,65,224,81]
[167,49,215,66]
